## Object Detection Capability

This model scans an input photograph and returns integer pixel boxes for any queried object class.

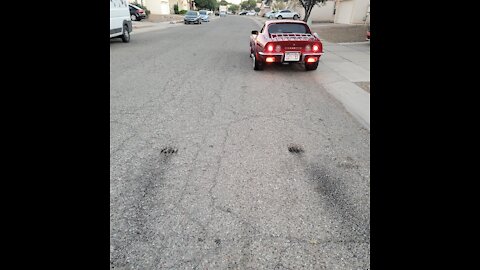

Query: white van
[110,0,132,42]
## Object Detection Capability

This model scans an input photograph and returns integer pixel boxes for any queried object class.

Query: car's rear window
[186,11,197,15]
[199,11,207,15]
[268,23,309,34]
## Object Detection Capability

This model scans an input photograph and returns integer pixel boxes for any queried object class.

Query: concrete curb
[323,81,370,130]
[132,19,184,29]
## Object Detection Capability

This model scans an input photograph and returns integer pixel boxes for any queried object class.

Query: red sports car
[250,20,324,71]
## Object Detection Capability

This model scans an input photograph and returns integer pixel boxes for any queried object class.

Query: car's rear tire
[305,62,319,71]
[269,15,273,19]
[277,15,282,19]
[293,15,299,20]
[130,14,136,21]
[252,54,263,70]
[121,24,130,43]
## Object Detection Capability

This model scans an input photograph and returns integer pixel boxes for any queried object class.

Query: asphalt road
[110,15,370,270]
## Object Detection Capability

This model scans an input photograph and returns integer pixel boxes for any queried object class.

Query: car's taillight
[275,45,281,52]
[307,57,318,63]
[313,44,319,52]
[267,44,274,52]
[139,9,144,13]
[305,45,311,52]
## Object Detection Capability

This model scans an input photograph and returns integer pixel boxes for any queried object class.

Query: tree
[228,4,239,12]
[298,0,327,22]
[195,0,218,10]
[219,0,229,5]
[272,0,285,11]
[240,0,256,10]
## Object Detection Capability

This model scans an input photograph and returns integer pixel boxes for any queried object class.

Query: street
[110,15,370,269]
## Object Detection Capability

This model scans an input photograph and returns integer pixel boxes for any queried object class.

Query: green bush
[179,10,188,14]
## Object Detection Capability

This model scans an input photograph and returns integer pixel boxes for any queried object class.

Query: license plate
[284,52,300,61]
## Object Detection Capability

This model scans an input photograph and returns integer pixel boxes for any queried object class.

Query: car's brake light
[267,44,274,52]
[307,57,318,63]
[305,45,311,52]
[313,44,319,52]
[266,57,275,62]
[275,45,281,52]
[139,9,144,13]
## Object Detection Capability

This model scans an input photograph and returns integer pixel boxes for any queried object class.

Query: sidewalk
[313,42,370,129]
[131,20,182,34]
[132,15,184,30]
[147,14,185,23]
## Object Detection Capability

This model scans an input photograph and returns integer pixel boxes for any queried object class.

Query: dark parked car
[184,11,202,24]
[239,11,248,15]
[129,4,146,21]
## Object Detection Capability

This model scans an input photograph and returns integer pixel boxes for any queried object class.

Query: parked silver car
[274,9,300,20]
[199,10,210,22]
[264,11,277,19]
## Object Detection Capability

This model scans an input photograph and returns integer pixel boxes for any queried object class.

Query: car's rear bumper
[258,51,324,63]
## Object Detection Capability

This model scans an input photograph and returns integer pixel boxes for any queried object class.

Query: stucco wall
[310,1,335,22]
[145,0,170,15]
[350,0,369,24]
[335,0,354,24]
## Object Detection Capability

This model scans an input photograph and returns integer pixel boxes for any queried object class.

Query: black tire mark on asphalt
[309,166,370,243]
[110,148,176,269]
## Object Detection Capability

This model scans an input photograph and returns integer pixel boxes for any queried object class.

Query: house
[259,0,368,24]
[129,0,190,15]
[280,0,335,23]
[170,0,190,13]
